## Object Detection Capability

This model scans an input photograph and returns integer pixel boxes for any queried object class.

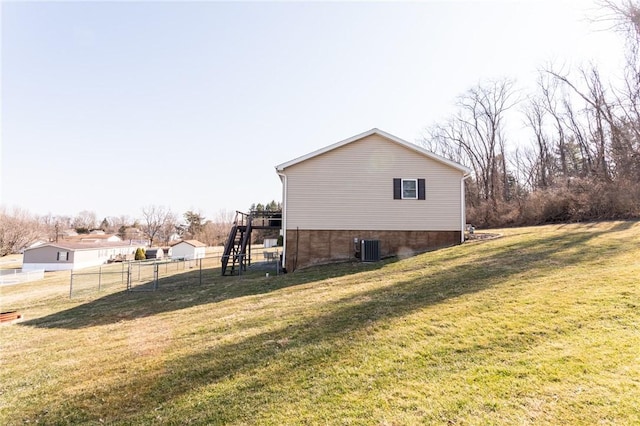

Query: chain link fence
[69,249,280,297]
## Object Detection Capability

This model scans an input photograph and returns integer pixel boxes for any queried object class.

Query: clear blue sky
[0,0,623,223]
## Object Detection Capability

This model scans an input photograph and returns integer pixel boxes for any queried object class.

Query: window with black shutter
[418,178,426,200]
[393,178,426,200]
[393,178,402,199]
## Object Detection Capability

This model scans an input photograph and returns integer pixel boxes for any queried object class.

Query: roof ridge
[275,128,471,174]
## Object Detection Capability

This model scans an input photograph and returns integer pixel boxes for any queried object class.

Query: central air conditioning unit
[360,239,381,262]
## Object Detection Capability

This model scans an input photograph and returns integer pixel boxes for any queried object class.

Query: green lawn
[1,222,639,425]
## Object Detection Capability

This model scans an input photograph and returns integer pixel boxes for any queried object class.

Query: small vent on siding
[361,240,381,262]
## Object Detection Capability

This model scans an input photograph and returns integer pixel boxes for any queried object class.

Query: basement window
[57,251,69,261]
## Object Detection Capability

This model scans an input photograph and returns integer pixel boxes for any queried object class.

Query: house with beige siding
[22,242,140,272]
[275,128,471,272]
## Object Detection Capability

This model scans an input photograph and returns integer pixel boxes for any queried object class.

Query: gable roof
[170,239,206,248]
[275,128,471,175]
[24,241,137,252]
[63,234,122,243]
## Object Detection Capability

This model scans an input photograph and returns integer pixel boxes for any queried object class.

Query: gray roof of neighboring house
[63,234,122,242]
[23,241,138,252]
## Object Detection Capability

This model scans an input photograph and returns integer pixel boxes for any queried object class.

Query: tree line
[0,206,234,256]
[0,200,283,256]
[423,1,640,228]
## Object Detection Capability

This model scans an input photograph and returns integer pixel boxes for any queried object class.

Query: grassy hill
[1,222,639,425]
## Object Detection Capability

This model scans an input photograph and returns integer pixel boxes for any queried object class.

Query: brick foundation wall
[284,229,461,272]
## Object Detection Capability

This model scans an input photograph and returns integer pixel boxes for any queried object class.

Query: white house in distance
[22,242,140,272]
[170,240,206,260]
[275,128,471,272]
[64,231,122,244]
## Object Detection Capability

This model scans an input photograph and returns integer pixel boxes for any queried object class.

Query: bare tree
[72,210,98,233]
[544,65,620,180]
[0,208,42,256]
[198,209,235,246]
[38,214,77,242]
[600,1,640,181]
[426,79,517,205]
[537,73,570,177]
[108,215,131,239]
[522,94,553,188]
[140,205,176,246]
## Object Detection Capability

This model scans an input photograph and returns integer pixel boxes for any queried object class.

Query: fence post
[199,258,202,285]
[98,267,102,291]
[127,263,132,291]
[69,271,74,298]
[154,263,159,290]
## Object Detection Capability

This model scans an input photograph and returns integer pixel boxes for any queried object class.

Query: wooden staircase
[221,211,252,276]
[221,210,283,276]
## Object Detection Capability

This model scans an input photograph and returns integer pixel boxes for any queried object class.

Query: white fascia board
[274,128,472,175]
[25,243,137,253]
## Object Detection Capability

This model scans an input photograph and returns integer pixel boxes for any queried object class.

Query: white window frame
[401,179,418,199]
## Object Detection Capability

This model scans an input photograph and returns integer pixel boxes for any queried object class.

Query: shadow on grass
[557,219,639,232]
[20,258,398,330]
[20,223,636,424]
[23,221,634,332]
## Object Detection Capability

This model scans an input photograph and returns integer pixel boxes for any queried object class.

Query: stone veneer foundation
[284,229,462,272]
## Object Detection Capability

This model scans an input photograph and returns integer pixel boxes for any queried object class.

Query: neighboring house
[63,233,123,244]
[22,242,139,272]
[275,128,471,272]
[120,228,149,246]
[61,229,78,237]
[170,240,206,260]
[145,248,164,260]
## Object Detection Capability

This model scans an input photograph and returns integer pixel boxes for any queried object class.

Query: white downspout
[461,172,471,243]
[276,170,287,268]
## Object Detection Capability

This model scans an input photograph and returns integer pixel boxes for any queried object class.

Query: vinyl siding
[171,243,206,259]
[22,263,73,272]
[23,244,137,271]
[73,249,105,266]
[23,246,74,265]
[282,134,463,231]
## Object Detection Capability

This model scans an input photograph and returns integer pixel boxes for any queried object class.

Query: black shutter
[418,179,426,200]
[393,178,401,199]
